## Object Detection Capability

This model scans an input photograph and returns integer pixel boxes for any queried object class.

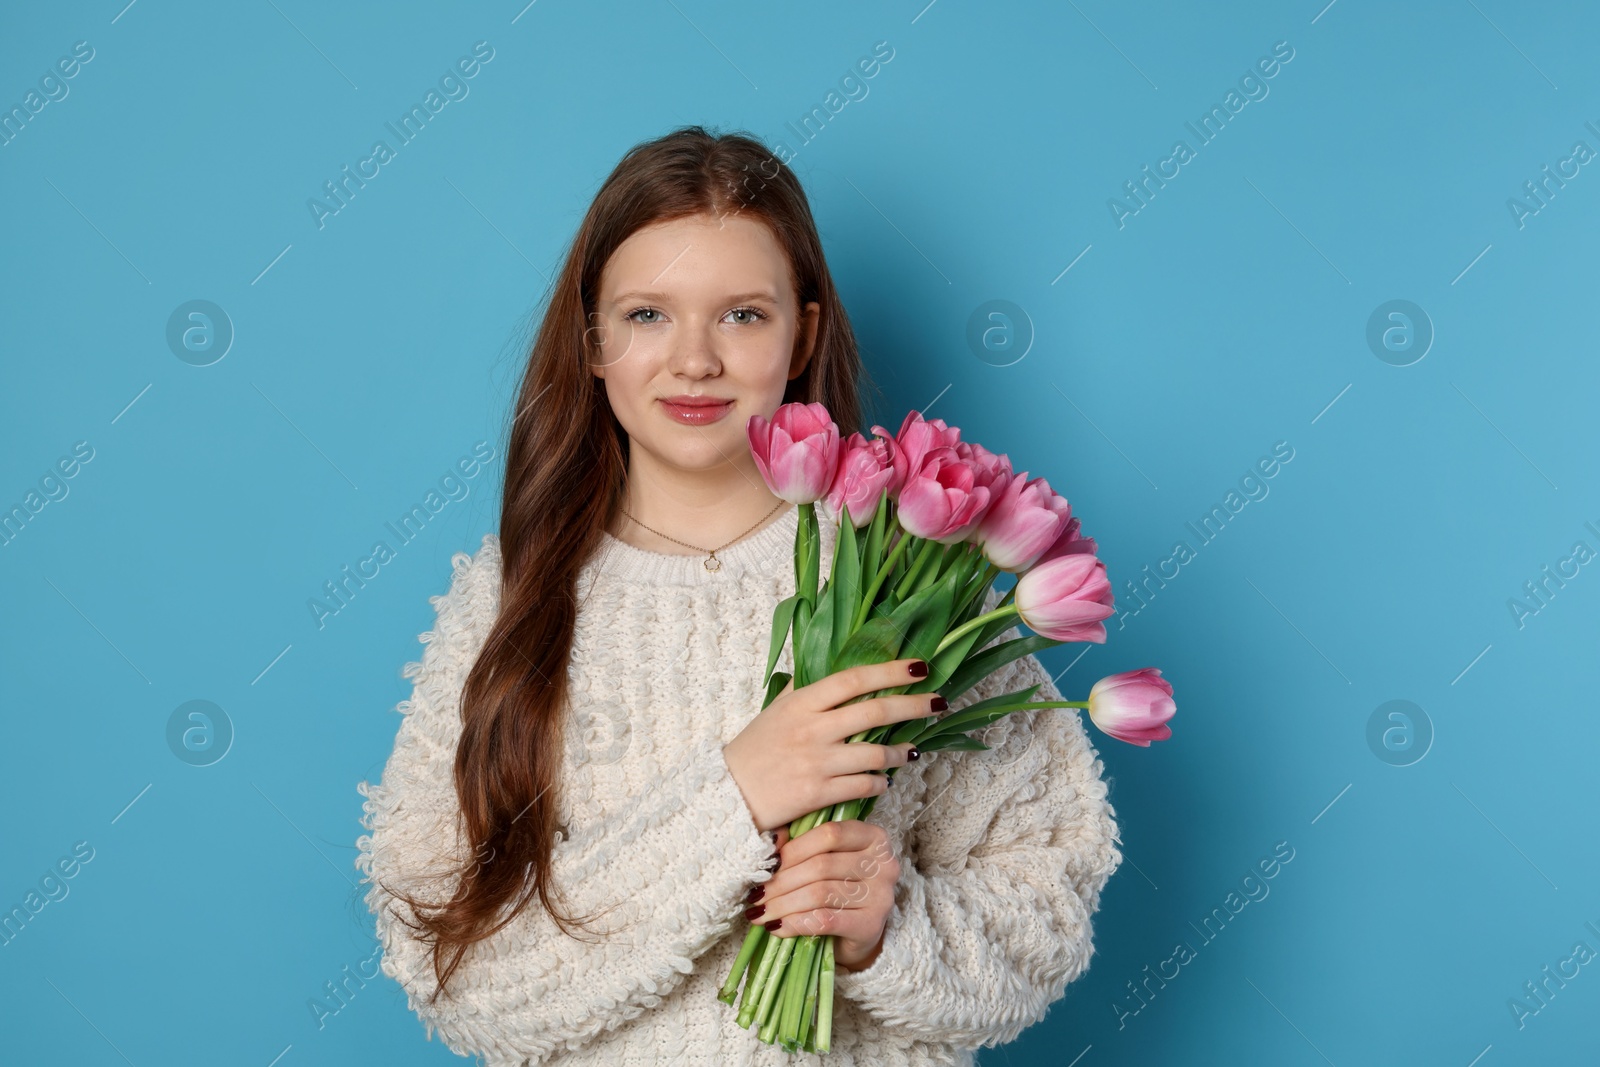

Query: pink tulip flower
[897,447,992,544]
[747,402,842,504]
[1087,668,1175,746]
[821,431,901,528]
[956,440,1013,496]
[1014,553,1115,642]
[873,410,962,494]
[1038,515,1098,562]
[976,472,1072,572]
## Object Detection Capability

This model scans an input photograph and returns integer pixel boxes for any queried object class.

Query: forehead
[599,213,793,302]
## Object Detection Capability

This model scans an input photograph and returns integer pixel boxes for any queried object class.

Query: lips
[660,396,733,426]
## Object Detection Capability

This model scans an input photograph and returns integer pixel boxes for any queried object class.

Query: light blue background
[3,1,1597,1063]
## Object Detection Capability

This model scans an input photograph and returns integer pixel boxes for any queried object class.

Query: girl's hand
[723,657,944,834]
[750,821,901,971]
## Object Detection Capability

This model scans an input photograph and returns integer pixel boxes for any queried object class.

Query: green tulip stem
[753,935,798,1036]
[947,699,1089,718]
[795,503,808,572]
[855,526,913,630]
[816,936,836,1052]
[955,560,1000,618]
[894,538,941,601]
[798,932,825,1047]
[737,928,780,1027]
[790,805,828,839]
[719,923,768,1003]
[780,934,818,1044]
[935,603,1018,657]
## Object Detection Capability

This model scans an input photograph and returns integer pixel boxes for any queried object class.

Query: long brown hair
[385,125,871,1000]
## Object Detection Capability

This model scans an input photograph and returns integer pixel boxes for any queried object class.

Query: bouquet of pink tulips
[716,403,1176,1052]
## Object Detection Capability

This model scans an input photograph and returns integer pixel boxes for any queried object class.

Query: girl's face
[590,212,820,481]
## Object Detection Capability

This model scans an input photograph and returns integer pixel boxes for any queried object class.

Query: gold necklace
[617,499,788,572]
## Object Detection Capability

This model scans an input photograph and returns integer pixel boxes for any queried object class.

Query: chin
[674,436,746,471]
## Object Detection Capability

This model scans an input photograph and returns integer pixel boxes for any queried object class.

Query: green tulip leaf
[913,614,986,695]
[764,594,799,686]
[795,587,833,688]
[894,568,965,686]
[762,670,792,711]
[940,635,1059,702]
[862,498,887,583]
[886,715,936,745]
[832,617,905,673]
[914,683,1043,743]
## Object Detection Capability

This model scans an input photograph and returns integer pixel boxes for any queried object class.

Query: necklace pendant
[704,553,721,572]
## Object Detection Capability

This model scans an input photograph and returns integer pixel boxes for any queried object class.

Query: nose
[666,314,723,379]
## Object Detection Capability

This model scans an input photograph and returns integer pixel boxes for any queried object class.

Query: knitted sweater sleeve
[354,538,780,1064]
[831,604,1124,1049]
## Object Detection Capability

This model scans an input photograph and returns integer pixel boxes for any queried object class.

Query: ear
[788,301,821,381]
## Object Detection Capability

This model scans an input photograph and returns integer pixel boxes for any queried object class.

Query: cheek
[599,366,645,415]
[594,319,647,371]
[727,336,799,390]
[597,377,650,440]
[597,344,671,419]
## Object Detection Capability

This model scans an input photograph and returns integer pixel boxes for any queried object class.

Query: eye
[727,306,769,325]
[623,306,662,325]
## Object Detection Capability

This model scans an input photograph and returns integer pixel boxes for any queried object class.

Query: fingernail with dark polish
[747,885,763,904]
[930,696,948,713]
[908,747,920,761]
[746,904,766,921]
[908,660,928,678]
[764,919,782,933]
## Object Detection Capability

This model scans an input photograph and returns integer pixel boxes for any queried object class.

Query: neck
[611,450,792,556]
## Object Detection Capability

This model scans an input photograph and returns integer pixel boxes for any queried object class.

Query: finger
[801,658,930,715]
[776,819,883,872]
[776,904,882,940]
[762,880,883,937]
[760,848,872,904]
[835,692,946,739]
[773,826,791,851]
[773,904,882,941]
[829,740,919,777]
[819,767,894,811]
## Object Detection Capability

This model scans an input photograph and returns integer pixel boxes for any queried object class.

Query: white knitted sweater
[355,505,1122,1065]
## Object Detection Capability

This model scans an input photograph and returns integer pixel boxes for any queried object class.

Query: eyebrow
[608,289,781,305]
